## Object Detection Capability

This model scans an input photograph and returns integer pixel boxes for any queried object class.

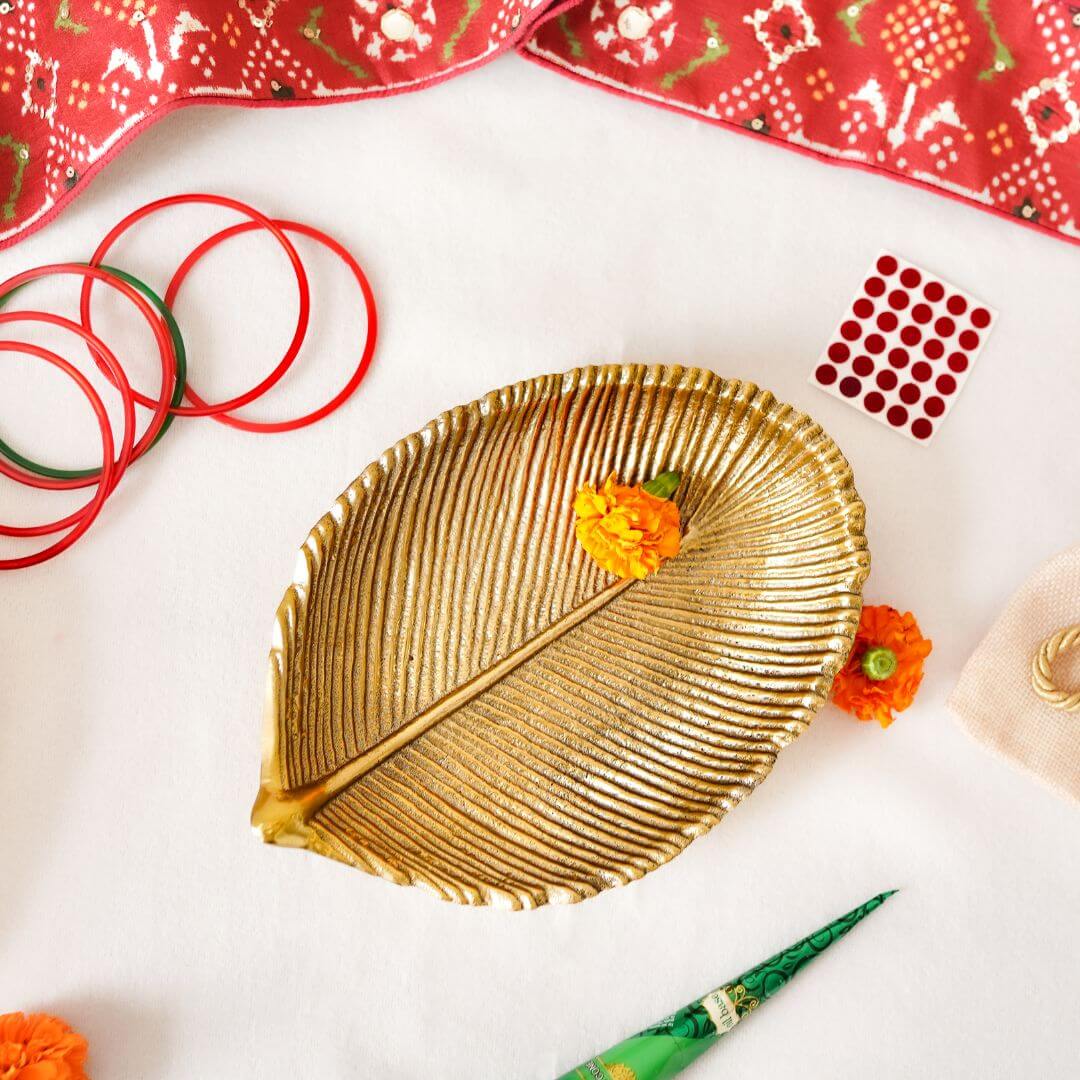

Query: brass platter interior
[252,365,869,909]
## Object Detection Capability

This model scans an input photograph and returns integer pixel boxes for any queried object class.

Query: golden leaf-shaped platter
[252,365,869,909]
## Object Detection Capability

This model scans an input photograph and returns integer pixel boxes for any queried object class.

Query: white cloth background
[2,57,1079,1078]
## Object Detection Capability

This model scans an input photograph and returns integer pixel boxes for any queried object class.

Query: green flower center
[861,646,898,682]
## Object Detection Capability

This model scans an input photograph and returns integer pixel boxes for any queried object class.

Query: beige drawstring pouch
[950,545,1080,803]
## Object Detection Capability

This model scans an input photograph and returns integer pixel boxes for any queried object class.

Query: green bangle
[0,264,187,480]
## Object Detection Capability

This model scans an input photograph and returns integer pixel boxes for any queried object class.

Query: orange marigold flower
[0,1012,88,1080]
[573,472,681,580]
[831,604,932,728]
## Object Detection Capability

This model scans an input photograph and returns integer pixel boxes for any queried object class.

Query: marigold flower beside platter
[831,604,933,728]
[571,472,927,734]
[0,1012,88,1080]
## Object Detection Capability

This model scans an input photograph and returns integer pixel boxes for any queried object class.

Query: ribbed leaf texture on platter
[252,365,869,909]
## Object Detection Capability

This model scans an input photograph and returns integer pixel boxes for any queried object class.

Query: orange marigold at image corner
[831,604,933,728]
[0,1012,88,1080]
[573,472,681,580]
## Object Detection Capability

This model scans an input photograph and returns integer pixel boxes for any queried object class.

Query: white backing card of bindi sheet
[811,251,997,444]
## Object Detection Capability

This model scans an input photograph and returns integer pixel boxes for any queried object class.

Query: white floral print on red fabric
[1015,73,1080,156]
[353,0,436,63]
[591,0,677,68]
[490,1,525,47]
[744,0,820,70]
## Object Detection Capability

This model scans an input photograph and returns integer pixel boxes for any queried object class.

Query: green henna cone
[660,19,729,91]
[836,0,877,47]
[556,891,897,1080]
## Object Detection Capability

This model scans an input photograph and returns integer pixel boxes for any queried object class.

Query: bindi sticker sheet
[812,252,997,444]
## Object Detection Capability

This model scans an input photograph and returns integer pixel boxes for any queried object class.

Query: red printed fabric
[0,0,557,248]
[2,0,1078,251]
[525,1,1080,244]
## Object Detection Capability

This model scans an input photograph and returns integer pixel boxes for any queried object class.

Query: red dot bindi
[853,298,875,318]
[841,320,862,340]
[911,303,932,324]
[912,361,932,382]
[947,352,968,373]
[900,268,922,288]
[946,294,967,315]
[924,396,945,417]
[888,347,909,368]
[958,329,980,350]
[816,364,837,385]
[876,255,898,275]
[852,355,875,376]
[864,391,885,413]
[934,316,955,337]
[900,325,922,346]
[839,376,862,397]
[877,369,899,390]
[865,276,886,297]
[936,373,957,394]
[865,333,886,354]
[970,307,991,328]
[877,311,899,332]
[911,418,933,440]
[923,339,945,360]
[887,404,909,427]
[923,281,945,302]
[888,289,910,310]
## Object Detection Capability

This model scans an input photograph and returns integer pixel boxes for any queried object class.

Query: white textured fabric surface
[2,60,1079,1078]
[951,546,1080,802]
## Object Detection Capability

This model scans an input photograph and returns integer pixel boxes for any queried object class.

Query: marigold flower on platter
[573,471,682,580]
[831,604,932,728]
[0,1012,88,1080]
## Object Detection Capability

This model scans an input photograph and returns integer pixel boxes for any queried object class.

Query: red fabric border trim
[518,41,1080,252]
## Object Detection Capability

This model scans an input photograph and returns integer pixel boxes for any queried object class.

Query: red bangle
[0,193,378,569]
[0,341,115,570]
[0,263,177,467]
[167,219,378,433]
[82,193,311,417]
[0,311,136,495]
